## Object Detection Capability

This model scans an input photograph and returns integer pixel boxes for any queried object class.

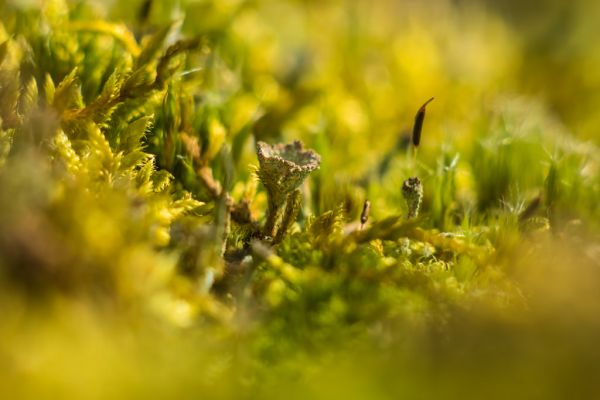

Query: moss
[0,1,600,398]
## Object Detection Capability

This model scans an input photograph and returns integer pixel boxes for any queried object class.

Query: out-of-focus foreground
[0,0,599,398]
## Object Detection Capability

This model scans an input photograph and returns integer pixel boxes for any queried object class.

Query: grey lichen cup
[402,176,423,219]
[256,140,321,239]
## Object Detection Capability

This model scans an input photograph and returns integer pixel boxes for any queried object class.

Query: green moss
[1,1,600,398]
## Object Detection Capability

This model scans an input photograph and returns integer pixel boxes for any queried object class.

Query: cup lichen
[402,176,423,219]
[256,140,320,239]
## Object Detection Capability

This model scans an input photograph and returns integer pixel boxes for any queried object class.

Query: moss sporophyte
[412,97,434,148]
[399,98,433,220]
[256,141,321,241]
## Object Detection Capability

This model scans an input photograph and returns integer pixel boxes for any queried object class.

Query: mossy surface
[0,1,599,399]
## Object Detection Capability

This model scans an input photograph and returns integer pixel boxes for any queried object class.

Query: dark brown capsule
[412,97,434,147]
[138,0,153,23]
[360,200,371,229]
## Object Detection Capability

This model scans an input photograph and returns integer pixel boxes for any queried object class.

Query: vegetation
[1,0,599,398]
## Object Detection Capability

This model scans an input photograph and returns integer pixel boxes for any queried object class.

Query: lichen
[256,140,320,239]
[402,176,423,219]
